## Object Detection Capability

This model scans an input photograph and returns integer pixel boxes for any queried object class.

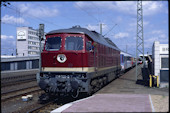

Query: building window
[28,46,39,50]
[1,62,10,71]
[161,58,169,68]
[28,51,38,55]
[32,60,39,68]
[17,61,26,70]
[28,36,39,41]
[28,41,39,46]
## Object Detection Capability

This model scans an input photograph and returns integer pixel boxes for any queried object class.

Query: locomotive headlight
[57,54,67,63]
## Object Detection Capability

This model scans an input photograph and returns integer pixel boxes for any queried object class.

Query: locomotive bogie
[37,72,92,94]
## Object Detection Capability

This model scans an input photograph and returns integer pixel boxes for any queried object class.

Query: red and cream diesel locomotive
[36,25,121,97]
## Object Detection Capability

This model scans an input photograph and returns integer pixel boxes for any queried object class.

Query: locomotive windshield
[65,36,83,50]
[45,37,61,50]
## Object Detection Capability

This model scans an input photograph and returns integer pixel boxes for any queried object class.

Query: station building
[1,56,39,72]
[16,27,45,57]
[152,41,169,87]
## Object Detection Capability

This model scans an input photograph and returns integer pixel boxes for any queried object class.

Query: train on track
[120,51,136,72]
[36,25,136,98]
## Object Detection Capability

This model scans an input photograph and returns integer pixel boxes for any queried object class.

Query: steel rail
[1,78,36,87]
[26,99,60,113]
[1,89,42,102]
[1,85,39,95]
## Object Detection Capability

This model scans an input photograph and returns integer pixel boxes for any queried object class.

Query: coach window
[65,36,83,50]
[45,37,61,50]
[127,56,131,61]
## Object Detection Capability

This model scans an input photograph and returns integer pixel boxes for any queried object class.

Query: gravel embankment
[151,94,169,112]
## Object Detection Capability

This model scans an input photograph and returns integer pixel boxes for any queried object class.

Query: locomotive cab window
[86,41,93,51]
[45,37,61,50]
[65,36,83,50]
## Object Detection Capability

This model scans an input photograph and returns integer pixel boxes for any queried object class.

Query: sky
[1,1,169,56]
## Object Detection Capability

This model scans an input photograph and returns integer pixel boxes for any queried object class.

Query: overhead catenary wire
[91,2,102,23]
[107,23,136,56]
[2,3,63,28]
[75,2,100,23]
[5,2,96,28]
[1,2,137,57]
[1,2,19,27]
[103,24,117,37]
[86,2,121,38]
[90,2,117,36]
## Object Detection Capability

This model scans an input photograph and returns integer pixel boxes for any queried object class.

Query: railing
[149,75,159,88]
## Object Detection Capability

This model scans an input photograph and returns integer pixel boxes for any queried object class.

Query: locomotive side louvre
[37,26,121,97]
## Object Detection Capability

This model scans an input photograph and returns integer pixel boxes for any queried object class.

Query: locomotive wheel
[38,93,50,104]
[71,89,80,98]
[87,85,92,96]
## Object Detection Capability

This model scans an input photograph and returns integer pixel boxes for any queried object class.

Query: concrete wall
[152,41,169,87]
[152,41,160,76]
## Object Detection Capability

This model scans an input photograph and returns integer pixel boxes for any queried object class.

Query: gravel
[151,94,169,112]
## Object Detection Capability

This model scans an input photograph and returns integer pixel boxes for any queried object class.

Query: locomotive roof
[47,26,120,51]
[104,38,118,48]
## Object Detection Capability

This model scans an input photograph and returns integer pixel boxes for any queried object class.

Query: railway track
[1,85,39,95]
[24,72,128,112]
[1,86,42,102]
[26,99,60,113]
[30,67,137,113]
[1,72,123,112]
[1,78,36,87]
[1,74,35,80]
[1,74,40,102]
[26,93,92,113]
[1,75,36,87]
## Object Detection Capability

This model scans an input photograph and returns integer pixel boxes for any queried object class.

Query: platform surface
[51,94,153,112]
[51,67,168,113]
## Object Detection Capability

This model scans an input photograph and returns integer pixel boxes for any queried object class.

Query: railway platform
[51,67,169,112]
[51,94,153,112]
[1,69,38,78]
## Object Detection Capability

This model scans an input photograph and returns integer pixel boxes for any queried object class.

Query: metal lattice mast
[136,0,145,81]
